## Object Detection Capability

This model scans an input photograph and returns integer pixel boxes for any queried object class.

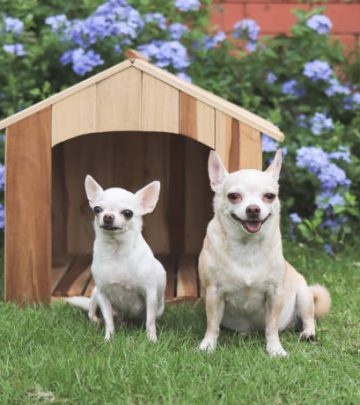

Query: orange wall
[211,1,360,50]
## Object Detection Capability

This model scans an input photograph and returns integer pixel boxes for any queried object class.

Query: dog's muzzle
[230,213,271,234]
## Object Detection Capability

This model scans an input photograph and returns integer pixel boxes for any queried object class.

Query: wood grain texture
[179,92,197,140]
[196,101,215,147]
[215,110,233,170]
[142,73,179,133]
[5,108,52,304]
[0,60,132,131]
[97,67,141,132]
[184,139,212,254]
[239,123,262,170]
[134,59,284,141]
[52,86,96,146]
[176,255,198,298]
[52,255,74,293]
[166,135,185,257]
[67,266,91,296]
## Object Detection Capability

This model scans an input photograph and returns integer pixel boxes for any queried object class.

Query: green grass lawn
[0,243,359,404]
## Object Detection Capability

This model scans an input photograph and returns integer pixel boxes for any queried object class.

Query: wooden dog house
[0,53,283,305]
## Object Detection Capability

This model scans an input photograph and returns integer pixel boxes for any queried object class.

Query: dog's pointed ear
[85,175,104,204]
[208,151,228,192]
[265,149,282,181]
[136,181,160,215]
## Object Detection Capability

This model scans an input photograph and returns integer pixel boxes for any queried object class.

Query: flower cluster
[306,15,332,35]
[303,60,332,82]
[138,40,190,70]
[309,112,334,136]
[233,19,260,52]
[2,16,26,57]
[174,0,201,12]
[60,49,104,76]
[281,79,304,97]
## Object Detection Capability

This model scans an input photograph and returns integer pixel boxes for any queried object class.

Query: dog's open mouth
[231,213,271,234]
[100,225,122,231]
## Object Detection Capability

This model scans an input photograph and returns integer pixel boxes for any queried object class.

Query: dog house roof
[0,53,284,145]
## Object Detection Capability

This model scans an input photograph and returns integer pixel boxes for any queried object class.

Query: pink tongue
[244,221,262,233]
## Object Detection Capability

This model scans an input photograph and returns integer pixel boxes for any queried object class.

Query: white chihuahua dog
[199,150,331,356]
[67,176,166,342]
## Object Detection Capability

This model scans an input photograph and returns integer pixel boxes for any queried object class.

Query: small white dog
[67,176,166,342]
[199,150,331,356]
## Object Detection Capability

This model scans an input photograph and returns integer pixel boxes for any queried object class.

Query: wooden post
[5,107,52,305]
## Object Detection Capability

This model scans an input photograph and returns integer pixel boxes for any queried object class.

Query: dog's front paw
[147,332,158,343]
[266,344,288,357]
[104,329,114,342]
[299,331,316,342]
[199,338,217,353]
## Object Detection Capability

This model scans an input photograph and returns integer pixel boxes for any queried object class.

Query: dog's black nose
[246,205,261,218]
[103,214,114,224]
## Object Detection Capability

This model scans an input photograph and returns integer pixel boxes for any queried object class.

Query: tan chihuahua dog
[199,150,331,356]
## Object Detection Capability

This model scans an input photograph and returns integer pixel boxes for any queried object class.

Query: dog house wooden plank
[184,140,212,254]
[140,134,170,254]
[0,60,132,132]
[142,73,179,133]
[96,67,141,132]
[84,277,95,297]
[67,265,91,296]
[5,107,52,304]
[52,255,74,293]
[215,110,233,169]
[54,255,91,296]
[156,254,176,300]
[179,93,215,148]
[176,255,198,298]
[239,123,262,170]
[133,59,284,141]
[52,85,96,146]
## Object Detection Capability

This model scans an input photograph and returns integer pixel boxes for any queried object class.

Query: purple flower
[177,72,192,83]
[289,213,302,224]
[262,134,277,152]
[298,114,308,128]
[281,79,303,97]
[45,15,69,32]
[4,16,24,35]
[317,191,345,209]
[352,92,360,104]
[325,78,351,97]
[318,163,350,191]
[266,72,277,84]
[309,112,334,136]
[0,203,4,229]
[233,19,260,42]
[60,48,104,75]
[245,41,257,52]
[323,243,334,255]
[145,12,167,30]
[296,146,329,174]
[3,43,25,56]
[306,15,332,35]
[0,164,5,191]
[138,40,190,70]
[329,146,351,163]
[204,31,226,50]
[168,23,188,40]
[303,60,332,82]
[174,0,201,12]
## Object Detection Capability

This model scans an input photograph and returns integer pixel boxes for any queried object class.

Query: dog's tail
[310,284,331,320]
[65,296,91,311]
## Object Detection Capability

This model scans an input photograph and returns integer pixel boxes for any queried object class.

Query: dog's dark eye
[93,206,102,214]
[227,192,241,202]
[264,193,276,201]
[122,209,133,220]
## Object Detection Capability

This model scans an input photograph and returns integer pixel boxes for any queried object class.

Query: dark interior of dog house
[51,132,213,301]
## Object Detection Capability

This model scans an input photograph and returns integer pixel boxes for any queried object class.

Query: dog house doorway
[51,132,213,302]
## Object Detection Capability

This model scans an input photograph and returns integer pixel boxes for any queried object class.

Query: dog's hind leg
[296,281,316,342]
